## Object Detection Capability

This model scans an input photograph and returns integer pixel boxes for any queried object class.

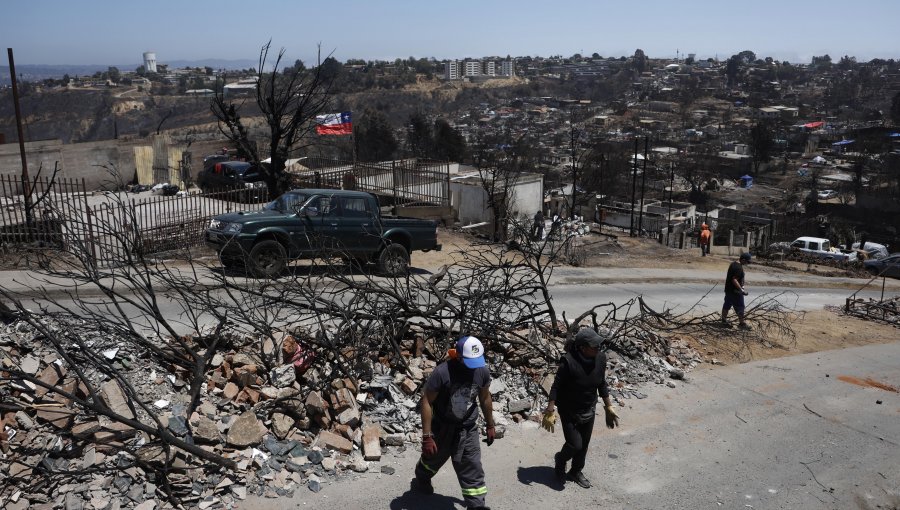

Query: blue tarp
[740,175,753,188]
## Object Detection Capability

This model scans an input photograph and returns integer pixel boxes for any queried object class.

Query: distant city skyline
[3,0,898,67]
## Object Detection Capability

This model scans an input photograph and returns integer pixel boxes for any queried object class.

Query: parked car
[788,236,857,262]
[202,154,231,173]
[817,189,838,200]
[864,253,900,278]
[851,241,889,260]
[197,161,266,192]
[205,189,442,277]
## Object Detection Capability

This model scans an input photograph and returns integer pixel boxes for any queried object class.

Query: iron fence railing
[296,157,450,206]
[0,173,269,267]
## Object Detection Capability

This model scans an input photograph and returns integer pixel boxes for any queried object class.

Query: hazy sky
[3,0,899,66]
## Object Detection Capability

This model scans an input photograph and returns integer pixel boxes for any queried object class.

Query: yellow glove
[541,411,556,433]
[604,405,619,429]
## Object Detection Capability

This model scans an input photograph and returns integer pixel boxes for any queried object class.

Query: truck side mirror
[301,206,319,218]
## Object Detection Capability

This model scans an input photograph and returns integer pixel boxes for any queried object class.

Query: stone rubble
[0,314,701,508]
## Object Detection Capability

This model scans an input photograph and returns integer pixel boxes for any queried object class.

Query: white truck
[789,236,857,262]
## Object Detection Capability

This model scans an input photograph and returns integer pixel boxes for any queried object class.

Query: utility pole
[7,48,33,226]
[569,107,577,219]
[667,162,674,244]
[629,138,638,236]
[638,136,649,233]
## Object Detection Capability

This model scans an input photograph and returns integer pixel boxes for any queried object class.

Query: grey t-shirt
[425,361,491,428]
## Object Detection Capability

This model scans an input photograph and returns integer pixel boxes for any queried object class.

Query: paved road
[251,342,900,510]
[549,282,891,314]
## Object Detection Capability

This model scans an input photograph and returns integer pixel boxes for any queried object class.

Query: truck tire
[248,240,287,278]
[378,244,409,277]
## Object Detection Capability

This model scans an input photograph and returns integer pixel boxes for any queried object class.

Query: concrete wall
[0,137,230,191]
[450,174,543,227]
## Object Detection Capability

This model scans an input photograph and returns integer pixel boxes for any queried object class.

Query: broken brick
[315,430,353,454]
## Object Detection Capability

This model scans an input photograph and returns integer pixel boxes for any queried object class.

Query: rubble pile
[1,315,702,509]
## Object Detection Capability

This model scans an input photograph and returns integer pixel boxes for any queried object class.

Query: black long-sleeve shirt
[548,351,610,415]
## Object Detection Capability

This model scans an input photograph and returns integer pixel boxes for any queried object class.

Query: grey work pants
[415,422,487,508]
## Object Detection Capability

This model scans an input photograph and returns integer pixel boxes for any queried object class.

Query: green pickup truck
[205,189,441,277]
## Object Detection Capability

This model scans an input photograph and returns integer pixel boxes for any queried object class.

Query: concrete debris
[226,411,266,447]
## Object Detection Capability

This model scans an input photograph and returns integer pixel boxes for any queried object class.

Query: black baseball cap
[574,328,603,348]
[740,252,752,262]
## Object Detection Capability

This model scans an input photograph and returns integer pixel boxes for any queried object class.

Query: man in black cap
[542,328,619,488]
[722,252,752,330]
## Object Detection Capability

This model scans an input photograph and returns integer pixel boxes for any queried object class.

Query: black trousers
[557,413,595,474]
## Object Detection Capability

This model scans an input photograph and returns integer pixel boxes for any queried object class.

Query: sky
[3,0,899,67]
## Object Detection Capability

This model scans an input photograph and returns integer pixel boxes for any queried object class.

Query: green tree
[633,49,647,73]
[725,56,741,86]
[890,91,900,125]
[406,112,433,158]
[748,122,775,173]
[107,66,121,83]
[432,119,467,161]
[354,109,398,162]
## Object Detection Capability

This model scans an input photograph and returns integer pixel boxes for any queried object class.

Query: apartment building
[443,58,515,80]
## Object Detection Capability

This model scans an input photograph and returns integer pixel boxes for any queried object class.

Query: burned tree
[211,41,334,199]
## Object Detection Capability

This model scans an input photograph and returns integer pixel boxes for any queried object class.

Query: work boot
[412,477,434,495]
[738,323,752,331]
[567,471,592,489]
[554,452,566,483]
[719,321,732,329]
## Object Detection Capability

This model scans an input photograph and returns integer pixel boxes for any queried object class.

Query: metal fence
[81,189,270,265]
[0,175,88,249]
[297,157,450,206]
[0,173,269,267]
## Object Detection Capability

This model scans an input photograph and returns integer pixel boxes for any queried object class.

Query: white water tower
[143,51,157,73]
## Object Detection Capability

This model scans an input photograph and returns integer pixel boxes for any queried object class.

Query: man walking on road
[722,252,752,330]
[531,210,545,241]
[414,336,496,509]
[542,328,619,489]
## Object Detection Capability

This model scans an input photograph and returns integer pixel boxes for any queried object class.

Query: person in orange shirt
[699,223,711,257]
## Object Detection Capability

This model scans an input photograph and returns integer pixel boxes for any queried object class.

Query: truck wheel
[248,240,287,278]
[378,244,409,277]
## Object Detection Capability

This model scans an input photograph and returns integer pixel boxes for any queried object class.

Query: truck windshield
[264,192,307,213]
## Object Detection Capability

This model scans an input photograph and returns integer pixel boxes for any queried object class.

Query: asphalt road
[548,282,889,314]
[250,342,900,510]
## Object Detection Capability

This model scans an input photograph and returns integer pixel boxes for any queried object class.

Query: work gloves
[541,411,557,433]
[604,405,620,429]
[485,426,496,446]
[742,289,749,296]
[422,435,438,457]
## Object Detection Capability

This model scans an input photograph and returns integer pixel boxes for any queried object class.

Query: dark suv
[197,161,268,201]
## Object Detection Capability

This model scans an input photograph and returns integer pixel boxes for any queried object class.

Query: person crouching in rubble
[414,336,496,510]
[542,328,619,489]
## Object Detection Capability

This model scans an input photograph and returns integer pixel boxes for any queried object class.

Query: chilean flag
[315,112,353,135]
